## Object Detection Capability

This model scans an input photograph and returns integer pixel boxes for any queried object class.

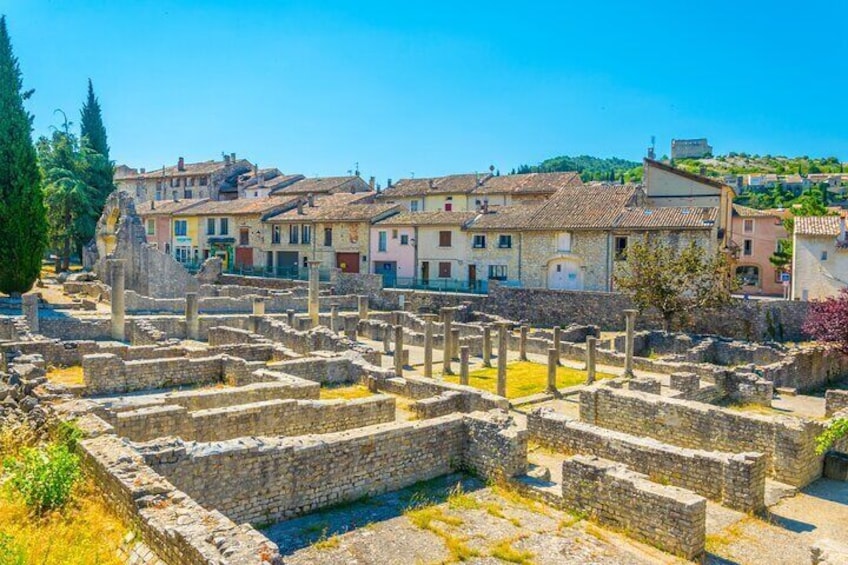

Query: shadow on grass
[261,473,483,555]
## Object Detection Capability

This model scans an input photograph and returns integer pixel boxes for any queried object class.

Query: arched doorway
[547,257,582,290]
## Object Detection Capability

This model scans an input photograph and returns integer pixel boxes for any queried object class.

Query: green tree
[613,239,737,331]
[0,16,46,294]
[769,238,793,272]
[37,117,96,272]
[78,79,114,248]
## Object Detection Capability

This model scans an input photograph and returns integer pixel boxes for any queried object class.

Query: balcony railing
[381,277,521,294]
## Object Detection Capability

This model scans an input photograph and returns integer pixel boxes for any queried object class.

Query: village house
[730,205,788,296]
[170,196,298,270]
[114,154,253,203]
[378,173,492,212]
[268,175,373,197]
[468,172,583,207]
[262,192,390,276]
[370,211,478,290]
[237,168,304,199]
[135,198,209,254]
[791,215,848,300]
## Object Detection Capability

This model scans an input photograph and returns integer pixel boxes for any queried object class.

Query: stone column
[586,336,597,384]
[398,293,406,311]
[286,309,295,327]
[393,325,404,376]
[624,309,637,378]
[383,324,392,354]
[553,326,562,366]
[547,348,558,395]
[441,307,454,375]
[109,259,126,341]
[252,297,266,317]
[307,260,321,328]
[358,295,369,320]
[330,302,340,333]
[422,314,438,378]
[460,345,470,386]
[450,328,461,361]
[497,323,509,397]
[482,325,492,367]
[185,292,199,340]
[343,315,357,341]
[21,294,38,333]
[519,325,529,361]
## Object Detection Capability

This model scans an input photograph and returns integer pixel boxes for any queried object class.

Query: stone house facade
[261,192,392,276]
[791,215,848,300]
[731,205,787,296]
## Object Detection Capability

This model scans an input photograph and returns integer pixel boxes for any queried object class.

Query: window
[410,200,419,212]
[743,239,753,256]
[266,251,273,269]
[736,265,760,287]
[171,178,180,188]
[488,265,507,280]
[822,251,829,261]
[239,227,249,246]
[146,219,155,236]
[272,225,281,244]
[184,189,193,199]
[199,176,208,186]
[438,262,452,278]
[614,236,628,261]
[302,225,311,244]
[220,218,229,235]
[392,229,398,240]
[207,218,216,235]
[498,234,512,249]
[400,234,409,245]
[188,177,195,187]
[557,232,572,252]
[743,219,754,233]
[439,231,452,247]
[174,220,187,237]
[324,227,333,247]
[378,231,388,252]
[302,256,308,268]
[156,181,163,190]
[289,224,299,244]
[444,202,453,211]
[472,234,486,249]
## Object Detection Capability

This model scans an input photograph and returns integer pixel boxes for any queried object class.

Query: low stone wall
[560,455,706,560]
[760,346,848,392]
[368,373,509,414]
[826,390,848,418]
[38,315,112,341]
[112,395,396,442]
[580,386,823,487]
[527,408,766,512]
[141,410,526,526]
[78,434,282,565]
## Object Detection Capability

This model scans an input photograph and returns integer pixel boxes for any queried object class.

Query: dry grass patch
[319,384,373,401]
[445,361,614,399]
[489,537,535,564]
[46,365,85,386]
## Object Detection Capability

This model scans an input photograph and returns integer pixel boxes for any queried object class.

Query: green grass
[445,361,614,399]
[318,384,373,401]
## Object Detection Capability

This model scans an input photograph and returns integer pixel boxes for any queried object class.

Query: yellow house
[379,173,491,212]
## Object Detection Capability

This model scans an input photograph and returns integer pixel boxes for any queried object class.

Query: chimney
[140,167,146,174]
[307,193,315,207]
[482,199,489,214]
[230,152,236,163]
[224,154,231,165]
[297,199,304,215]
[429,179,435,189]
[387,178,393,188]
[369,176,375,191]
[475,172,481,186]
[253,163,258,175]
[177,157,185,171]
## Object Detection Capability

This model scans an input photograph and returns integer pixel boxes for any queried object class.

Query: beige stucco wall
[466,230,521,284]
[416,225,467,280]
[791,235,848,300]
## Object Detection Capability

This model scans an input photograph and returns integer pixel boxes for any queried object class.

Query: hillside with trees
[672,154,845,177]
[512,155,642,183]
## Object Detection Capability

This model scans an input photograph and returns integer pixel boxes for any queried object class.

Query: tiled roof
[271,176,368,196]
[136,198,210,216]
[381,173,491,197]
[268,193,390,222]
[523,185,640,230]
[373,210,479,227]
[795,216,843,236]
[470,172,583,195]
[173,196,298,217]
[115,159,249,180]
[466,205,544,230]
[617,207,717,229]
[732,204,780,218]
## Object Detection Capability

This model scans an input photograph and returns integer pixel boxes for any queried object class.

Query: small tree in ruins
[613,239,737,331]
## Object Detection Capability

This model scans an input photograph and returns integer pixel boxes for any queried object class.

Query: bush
[3,444,80,514]
[817,418,848,455]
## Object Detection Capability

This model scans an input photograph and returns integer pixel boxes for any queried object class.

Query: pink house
[369,219,417,285]
[731,205,788,296]
[136,198,208,255]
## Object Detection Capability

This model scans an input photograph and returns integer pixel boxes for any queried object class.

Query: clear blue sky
[5,0,848,184]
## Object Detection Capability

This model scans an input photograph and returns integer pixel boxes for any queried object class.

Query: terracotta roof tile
[523,185,639,230]
[732,204,779,218]
[373,210,479,227]
[471,172,583,195]
[136,198,210,216]
[271,176,369,196]
[268,193,391,222]
[617,207,717,229]
[115,159,249,180]
[795,215,843,236]
[173,196,299,217]
[466,205,544,230]
[381,173,491,197]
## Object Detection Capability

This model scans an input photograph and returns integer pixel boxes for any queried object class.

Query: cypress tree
[79,78,114,249]
[0,16,47,294]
